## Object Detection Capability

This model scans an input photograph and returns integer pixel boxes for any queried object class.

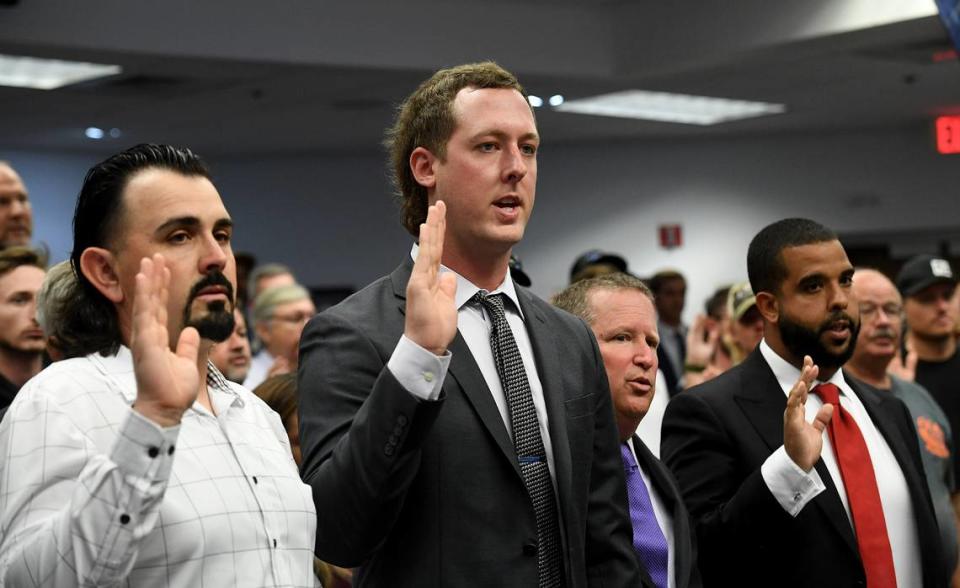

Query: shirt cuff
[111,409,180,483]
[760,445,826,517]
[387,334,451,401]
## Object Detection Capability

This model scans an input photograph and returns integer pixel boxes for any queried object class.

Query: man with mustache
[844,268,959,584]
[0,144,316,587]
[0,162,32,249]
[662,218,945,588]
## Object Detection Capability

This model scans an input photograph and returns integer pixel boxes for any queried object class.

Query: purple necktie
[621,443,669,588]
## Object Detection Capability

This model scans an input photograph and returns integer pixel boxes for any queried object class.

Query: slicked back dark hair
[69,144,210,356]
[747,218,838,295]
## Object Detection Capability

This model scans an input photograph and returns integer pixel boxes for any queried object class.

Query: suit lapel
[391,259,522,479]
[733,350,859,558]
[518,289,575,515]
[632,435,689,588]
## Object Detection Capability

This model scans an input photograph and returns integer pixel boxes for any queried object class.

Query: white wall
[523,125,960,322]
[7,124,960,324]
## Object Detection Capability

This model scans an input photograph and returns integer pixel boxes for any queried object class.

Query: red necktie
[814,383,896,588]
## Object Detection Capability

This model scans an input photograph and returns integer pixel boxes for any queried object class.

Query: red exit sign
[936,116,960,154]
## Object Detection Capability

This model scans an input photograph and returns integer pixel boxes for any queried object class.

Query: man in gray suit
[298,62,639,587]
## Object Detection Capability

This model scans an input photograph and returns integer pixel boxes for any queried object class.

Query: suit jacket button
[522,541,537,556]
[384,445,395,456]
[398,415,408,426]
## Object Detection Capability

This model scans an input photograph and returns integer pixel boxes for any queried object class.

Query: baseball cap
[727,282,757,321]
[509,254,532,288]
[570,250,627,282]
[896,255,957,297]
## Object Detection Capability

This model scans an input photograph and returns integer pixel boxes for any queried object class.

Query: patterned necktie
[473,291,563,588]
[813,383,896,588]
[620,444,669,588]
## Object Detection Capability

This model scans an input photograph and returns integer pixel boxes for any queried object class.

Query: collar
[410,243,524,320]
[90,345,243,408]
[759,338,849,397]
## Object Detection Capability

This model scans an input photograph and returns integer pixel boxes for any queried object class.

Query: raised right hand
[131,254,202,428]
[404,201,458,356]
[685,314,719,369]
[783,356,834,472]
[887,347,917,382]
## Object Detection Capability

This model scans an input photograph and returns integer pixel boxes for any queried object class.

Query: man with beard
[0,144,316,587]
[897,256,960,474]
[0,247,46,413]
[662,218,944,588]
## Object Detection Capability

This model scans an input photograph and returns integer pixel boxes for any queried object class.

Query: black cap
[509,254,532,288]
[896,255,957,297]
[570,250,628,282]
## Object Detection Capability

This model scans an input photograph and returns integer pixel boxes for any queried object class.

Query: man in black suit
[662,218,945,588]
[554,272,701,588]
[298,62,639,587]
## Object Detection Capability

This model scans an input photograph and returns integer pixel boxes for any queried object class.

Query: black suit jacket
[631,435,702,588]
[661,348,945,588]
[298,259,640,587]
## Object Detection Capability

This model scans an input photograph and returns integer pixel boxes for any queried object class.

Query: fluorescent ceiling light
[0,54,121,90]
[555,90,786,126]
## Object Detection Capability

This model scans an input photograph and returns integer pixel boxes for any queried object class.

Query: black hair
[69,144,210,356]
[747,218,837,295]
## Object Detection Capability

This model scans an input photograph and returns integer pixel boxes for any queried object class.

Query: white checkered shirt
[0,347,317,587]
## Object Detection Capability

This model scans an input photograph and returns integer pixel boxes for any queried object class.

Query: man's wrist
[133,402,184,428]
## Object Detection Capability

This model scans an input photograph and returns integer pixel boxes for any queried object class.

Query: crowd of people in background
[0,61,957,587]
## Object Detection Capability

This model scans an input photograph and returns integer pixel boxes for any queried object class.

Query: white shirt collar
[759,338,849,396]
[89,345,244,409]
[410,243,524,320]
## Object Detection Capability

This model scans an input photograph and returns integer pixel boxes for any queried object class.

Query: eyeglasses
[859,303,902,319]
[270,312,314,325]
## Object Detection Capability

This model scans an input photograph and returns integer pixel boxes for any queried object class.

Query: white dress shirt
[627,437,676,588]
[0,347,317,587]
[635,370,669,458]
[387,244,557,482]
[758,340,921,588]
[243,348,276,390]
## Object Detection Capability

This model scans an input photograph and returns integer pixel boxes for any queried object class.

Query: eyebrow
[154,216,233,237]
[470,129,540,143]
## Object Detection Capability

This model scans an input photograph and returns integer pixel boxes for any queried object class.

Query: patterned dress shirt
[0,347,317,587]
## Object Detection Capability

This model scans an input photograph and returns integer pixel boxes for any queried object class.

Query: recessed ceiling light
[109,128,122,138]
[548,94,564,107]
[85,127,104,140]
[0,54,121,90]
[528,95,543,108]
[554,90,786,125]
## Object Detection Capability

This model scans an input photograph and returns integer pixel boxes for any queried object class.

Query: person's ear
[254,321,271,345]
[410,146,438,190]
[79,247,124,303]
[755,291,779,324]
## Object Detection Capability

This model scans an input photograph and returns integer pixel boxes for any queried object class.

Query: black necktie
[473,291,563,587]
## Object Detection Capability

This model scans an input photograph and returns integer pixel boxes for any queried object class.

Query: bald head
[0,163,32,248]
[850,269,902,366]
